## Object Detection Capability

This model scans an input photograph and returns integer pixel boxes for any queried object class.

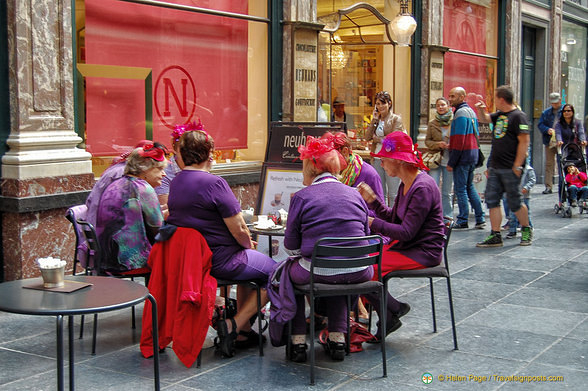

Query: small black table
[0,275,159,391]
[250,226,285,259]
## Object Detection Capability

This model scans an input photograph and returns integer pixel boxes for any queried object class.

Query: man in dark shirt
[475,85,532,247]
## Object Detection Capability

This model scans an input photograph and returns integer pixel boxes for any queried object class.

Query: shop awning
[318,2,395,45]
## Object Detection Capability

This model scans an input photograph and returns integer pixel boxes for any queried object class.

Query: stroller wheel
[579,205,584,214]
[554,204,561,214]
[564,207,572,218]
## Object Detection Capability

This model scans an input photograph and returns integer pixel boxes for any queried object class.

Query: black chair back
[310,235,384,285]
[76,219,103,275]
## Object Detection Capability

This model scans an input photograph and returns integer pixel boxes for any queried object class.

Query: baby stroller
[554,142,587,217]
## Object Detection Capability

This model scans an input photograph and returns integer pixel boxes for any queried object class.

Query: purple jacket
[369,173,445,267]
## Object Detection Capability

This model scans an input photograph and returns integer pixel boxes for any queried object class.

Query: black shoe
[397,302,411,318]
[476,231,503,248]
[370,315,402,343]
[216,318,237,358]
[234,329,267,349]
[324,339,346,361]
[542,188,552,194]
[474,222,486,229]
[453,222,469,229]
[287,343,308,363]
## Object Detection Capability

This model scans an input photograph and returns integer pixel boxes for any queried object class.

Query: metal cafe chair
[289,235,386,385]
[76,219,151,354]
[371,221,458,350]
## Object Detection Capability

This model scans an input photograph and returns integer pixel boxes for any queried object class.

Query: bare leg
[513,204,530,227]
[489,207,502,231]
[226,287,268,335]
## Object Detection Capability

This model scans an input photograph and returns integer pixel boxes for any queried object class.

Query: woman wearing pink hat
[358,132,445,341]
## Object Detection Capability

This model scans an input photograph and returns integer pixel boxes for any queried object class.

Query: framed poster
[257,164,305,215]
[255,164,305,262]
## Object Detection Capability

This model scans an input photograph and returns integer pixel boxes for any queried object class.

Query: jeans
[568,185,588,201]
[428,165,453,219]
[508,198,532,234]
[453,164,485,225]
[373,157,400,206]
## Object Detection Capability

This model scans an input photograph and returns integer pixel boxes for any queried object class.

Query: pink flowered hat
[371,132,428,171]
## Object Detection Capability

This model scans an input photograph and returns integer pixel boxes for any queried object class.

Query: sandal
[216,317,237,357]
[234,329,267,349]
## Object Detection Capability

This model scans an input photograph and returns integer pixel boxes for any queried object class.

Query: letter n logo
[155,65,196,129]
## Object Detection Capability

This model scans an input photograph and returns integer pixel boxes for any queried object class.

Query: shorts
[485,168,523,211]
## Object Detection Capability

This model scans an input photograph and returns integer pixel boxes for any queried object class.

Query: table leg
[147,294,160,391]
[56,315,64,391]
[68,316,75,390]
[268,234,273,259]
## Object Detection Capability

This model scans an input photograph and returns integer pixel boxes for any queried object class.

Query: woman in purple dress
[96,144,167,273]
[166,129,274,358]
[283,135,373,362]
[358,132,445,341]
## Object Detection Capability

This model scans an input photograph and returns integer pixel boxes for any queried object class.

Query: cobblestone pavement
[0,188,586,390]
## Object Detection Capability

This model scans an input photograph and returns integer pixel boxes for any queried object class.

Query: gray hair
[124,148,167,176]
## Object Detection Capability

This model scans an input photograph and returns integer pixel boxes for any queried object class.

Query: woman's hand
[357,182,376,203]
[367,216,374,227]
[557,141,564,147]
[372,106,380,120]
[224,213,253,249]
[438,141,449,149]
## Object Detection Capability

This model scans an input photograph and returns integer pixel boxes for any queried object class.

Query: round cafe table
[0,275,160,391]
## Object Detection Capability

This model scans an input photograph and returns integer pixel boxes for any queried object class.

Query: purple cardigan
[284,176,369,258]
[369,173,445,267]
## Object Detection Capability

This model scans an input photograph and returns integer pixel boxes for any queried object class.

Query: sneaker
[475,222,486,229]
[542,188,552,194]
[501,223,510,231]
[505,232,517,239]
[520,226,533,246]
[453,222,469,229]
[476,231,503,247]
[570,200,578,207]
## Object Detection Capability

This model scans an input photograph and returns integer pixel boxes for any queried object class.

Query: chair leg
[429,277,437,333]
[197,351,202,368]
[345,296,351,355]
[256,284,264,356]
[380,285,387,378]
[91,313,98,355]
[445,276,459,350]
[309,294,316,386]
[79,315,85,339]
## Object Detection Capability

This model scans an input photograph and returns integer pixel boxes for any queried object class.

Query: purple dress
[155,156,181,196]
[167,170,274,281]
[96,176,163,271]
[354,161,385,205]
[85,161,126,226]
[284,174,373,333]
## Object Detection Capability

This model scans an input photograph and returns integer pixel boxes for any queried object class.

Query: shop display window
[443,0,498,110]
[561,20,587,121]
[75,0,268,176]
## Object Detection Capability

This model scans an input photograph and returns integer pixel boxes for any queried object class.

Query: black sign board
[265,121,347,164]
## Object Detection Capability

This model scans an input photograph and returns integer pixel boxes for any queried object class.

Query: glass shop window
[75,0,268,176]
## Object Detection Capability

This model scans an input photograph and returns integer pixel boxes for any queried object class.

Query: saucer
[253,224,283,231]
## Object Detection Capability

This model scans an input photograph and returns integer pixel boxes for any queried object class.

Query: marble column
[282,0,322,122]
[549,0,562,94]
[1,0,93,280]
[504,1,522,94]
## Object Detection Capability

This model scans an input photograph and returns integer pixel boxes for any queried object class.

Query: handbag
[474,130,485,168]
[421,150,443,169]
[476,149,485,168]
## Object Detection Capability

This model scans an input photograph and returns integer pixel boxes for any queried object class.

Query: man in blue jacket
[537,92,562,194]
[447,87,486,229]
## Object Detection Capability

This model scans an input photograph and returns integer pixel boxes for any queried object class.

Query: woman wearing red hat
[96,144,168,272]
[358,132,445,341]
